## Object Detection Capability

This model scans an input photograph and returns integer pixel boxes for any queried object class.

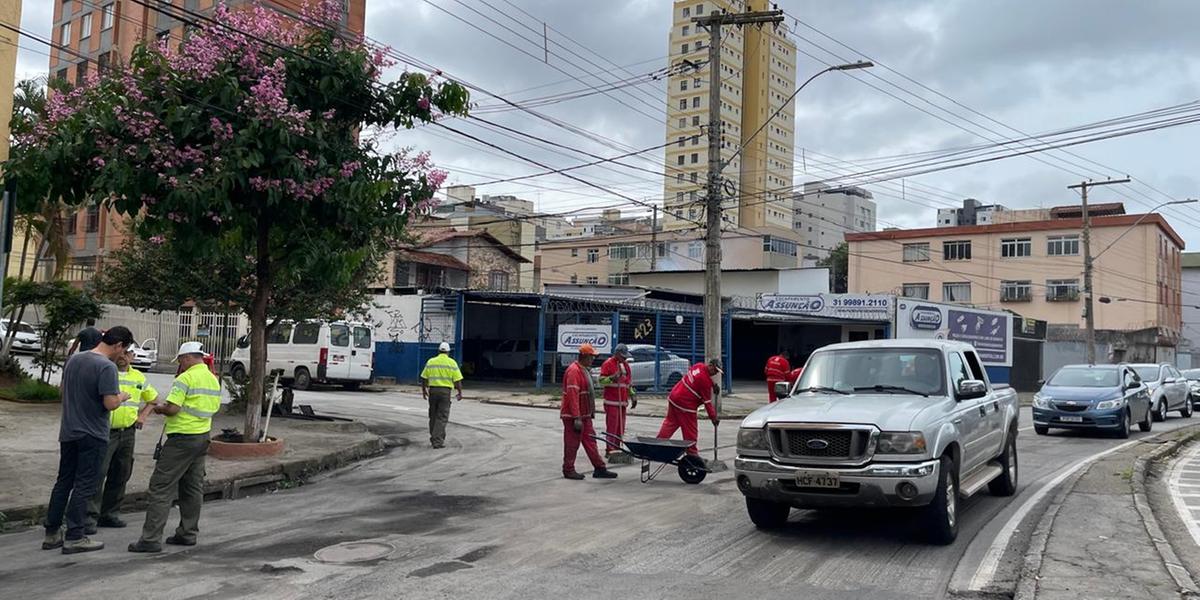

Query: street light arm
[1092,199,1198,261]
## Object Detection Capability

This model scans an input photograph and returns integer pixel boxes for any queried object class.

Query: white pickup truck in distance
[734,339,1020,544]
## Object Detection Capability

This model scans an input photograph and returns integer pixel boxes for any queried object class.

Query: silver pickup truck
[734,339,1019,544]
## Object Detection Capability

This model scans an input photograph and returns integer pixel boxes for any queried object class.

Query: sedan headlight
[1095,396,1126,410]
[1033,393,1052,409]
[876,432,927,454]
[737,428,768,451]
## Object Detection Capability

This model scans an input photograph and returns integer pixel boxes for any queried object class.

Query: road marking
[968,437,1143,591]
[1169,444,1200,548]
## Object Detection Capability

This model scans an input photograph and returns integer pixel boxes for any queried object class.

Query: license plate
[1060,416,1084,423]
[795,471,840,489]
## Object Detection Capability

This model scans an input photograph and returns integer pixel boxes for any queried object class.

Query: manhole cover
[314,540,395,564]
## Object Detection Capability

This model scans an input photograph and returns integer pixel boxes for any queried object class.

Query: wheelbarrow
[594,432,709,484]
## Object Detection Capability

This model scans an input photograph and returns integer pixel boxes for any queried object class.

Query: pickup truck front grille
[769,426,873,463]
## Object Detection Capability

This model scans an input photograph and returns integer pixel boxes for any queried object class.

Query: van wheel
[988,433,1018,497]
[293,368,312,391]
[922,455,958,545]
[745,497,790,530]
[342,381,361,391]
[230,363,247,384]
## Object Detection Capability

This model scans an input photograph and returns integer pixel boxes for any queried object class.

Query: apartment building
[662,0,797,231]
[48,0,365,280]
[845,212,1184,336]
[793,182,876,259]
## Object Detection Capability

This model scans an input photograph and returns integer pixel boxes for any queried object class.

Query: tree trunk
[242,217,271,442]
[0,232,47,361]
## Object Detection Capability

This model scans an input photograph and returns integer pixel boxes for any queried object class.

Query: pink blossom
[417,97,431,111]
[90,157,106,168]
[149,235,166,245]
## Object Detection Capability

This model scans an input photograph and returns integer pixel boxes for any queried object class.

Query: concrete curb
[0,435,387,529]
[1133,434,1200,596]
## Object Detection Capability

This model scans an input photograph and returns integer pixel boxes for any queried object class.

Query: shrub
[13,379,60,402]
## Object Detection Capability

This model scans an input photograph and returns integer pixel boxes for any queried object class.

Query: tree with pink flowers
[5,1,468,440]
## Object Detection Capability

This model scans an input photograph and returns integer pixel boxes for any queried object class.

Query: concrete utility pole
[650,203,658,270]
[1068,177,1131,364]
[693,8,783,369]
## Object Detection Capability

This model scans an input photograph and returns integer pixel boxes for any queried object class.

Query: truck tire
[1138,406,1153,432]
[988,433,1018,497]
[745,497,790,530]
[230,362,247,384]
[922,455,958,545]
[293,367,312,391]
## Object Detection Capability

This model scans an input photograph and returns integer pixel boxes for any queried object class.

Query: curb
[0,435,387,530]
[1133,433,1200,596]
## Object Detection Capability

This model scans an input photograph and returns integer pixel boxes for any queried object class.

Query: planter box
[209,435,285,460]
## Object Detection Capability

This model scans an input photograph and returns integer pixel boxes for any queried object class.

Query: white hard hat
[438,342,451,353]
[174,341,205,361]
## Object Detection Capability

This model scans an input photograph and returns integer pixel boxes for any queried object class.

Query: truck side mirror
[774,381,791,400]
[957,380,987,400]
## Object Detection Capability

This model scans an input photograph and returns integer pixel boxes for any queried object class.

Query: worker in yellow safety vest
[85,346,158,532]
[421,342,464,449]
[128,341,220,553]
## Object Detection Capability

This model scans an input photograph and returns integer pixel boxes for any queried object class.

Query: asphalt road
[0,387,1195,600]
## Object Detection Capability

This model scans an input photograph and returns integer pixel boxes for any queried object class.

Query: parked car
[129,340,158,370]
[0,321,41,355]
[1128,363,1191,421]
[735,340,1019,545]
[1031,364,1152,438]
[229,320,374,390]
[482,340,537,373]
[1182,368,1200,408]
[589,344,690,390]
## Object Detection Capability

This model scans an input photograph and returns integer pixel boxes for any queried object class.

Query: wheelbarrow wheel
[677,455,707,484]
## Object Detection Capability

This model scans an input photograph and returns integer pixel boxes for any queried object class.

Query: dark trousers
[86,426,137,526]
[45,436,107,541]
[428,387,452,447]
[138,433,209,545]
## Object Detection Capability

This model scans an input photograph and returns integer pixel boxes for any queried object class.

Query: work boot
[165,535,196,547]
[127,540,163,553]
[62,537,104,555]
[97,517,127,528]
[41,529,63,550]
[84,523,98,535]
[592,468,618,479]
[562,471,585,481]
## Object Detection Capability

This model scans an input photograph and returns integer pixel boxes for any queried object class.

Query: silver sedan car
[1129,363,1192,421]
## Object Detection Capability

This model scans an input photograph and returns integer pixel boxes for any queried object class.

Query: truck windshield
[795,348,946,397]
[1048,367,1119,387]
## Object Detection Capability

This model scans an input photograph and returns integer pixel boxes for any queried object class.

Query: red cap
[578,343,597,356]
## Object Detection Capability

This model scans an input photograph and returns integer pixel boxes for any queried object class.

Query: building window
[76,61,88,86]
[569,274,577,284]
[1046,279,1080,302]
[677,136,685,148]
[680,79,688,91]
[901,283,929,299]
[696,3,704,14]
[682,7,690,17]
[943,282,971,303]
[690,153,699,164]
[1047,235,1080,256]
[102,4,115,30]
[678,118,686,128]
[692,115,700,126]
[1000,280,1032,302]
[586,276,599,285]
[1001,238,1031,258]
[677,155,685,166]
[96,51,110,72]
[609,243,636,260]
[570,248,578,257]
[690,172,698,183]
[60,22,72,45]
[80,13,92,39]
[943,240,971,261]
[682,25,690,36]
[608,273,629,285]
[85,204,100,233]
[682,43,689,54]
[688,241,703,259]
[586,248,599,263]
[65,211,77,235]
[902,243,930,262]
[761,236,797,257]
[679,99,687,110]
[56,68,68,82]
[488,270,509,290]
[692,96,700,108]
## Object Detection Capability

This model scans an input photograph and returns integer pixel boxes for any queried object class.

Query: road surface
[0,386,1194,600]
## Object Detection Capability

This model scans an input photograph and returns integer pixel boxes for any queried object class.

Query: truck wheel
[745,497,790,530]
[1153,400,1167,422]
[678,455,707,484]
[988,433,1018,497]
[230,363,247,384]
[1138,406,1153,432]
[293,367,312,391]
[1034,425,1049,435]
[1181,400,1193,418]
[922,455,958,545]
[1114,408,1131,439]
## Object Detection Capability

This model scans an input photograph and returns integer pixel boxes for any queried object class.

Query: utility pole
[1068,177,1131,364]
[650,203,658,270]
[694,8,783,371]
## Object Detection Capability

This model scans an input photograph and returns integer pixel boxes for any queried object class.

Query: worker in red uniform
[787,367,804,386]
[561,344,618,481]
[765,350,791,403]
[658,359,722,457]
[598,344,636,456]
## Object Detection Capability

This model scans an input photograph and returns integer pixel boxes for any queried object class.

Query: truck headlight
[1095,397,1126,410]
[737,428,768,451]
[876,432,927,454]
[1032,393,1052,409]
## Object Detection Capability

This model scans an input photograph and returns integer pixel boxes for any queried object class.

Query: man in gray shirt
[42,326,134,554]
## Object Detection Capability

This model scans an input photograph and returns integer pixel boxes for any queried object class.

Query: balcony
[1046,290,1081,302]
[1000,290,1032,303]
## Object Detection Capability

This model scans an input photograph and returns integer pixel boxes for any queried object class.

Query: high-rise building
[46,0,366,281]
[662,0,798,232]
[792,182,876,260]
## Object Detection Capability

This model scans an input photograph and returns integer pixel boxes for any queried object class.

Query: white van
[229,320,374,390]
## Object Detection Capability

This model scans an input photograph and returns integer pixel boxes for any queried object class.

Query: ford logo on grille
[806,439,830,450]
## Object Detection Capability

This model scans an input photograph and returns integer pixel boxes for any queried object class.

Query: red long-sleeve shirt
[765,355,791,383]
[667,363,717,421]
[560,361,597,419]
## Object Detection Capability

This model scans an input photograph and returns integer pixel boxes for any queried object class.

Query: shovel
[708,391,729,472]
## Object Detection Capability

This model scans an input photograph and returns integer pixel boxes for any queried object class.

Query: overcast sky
[15,0,1200,242]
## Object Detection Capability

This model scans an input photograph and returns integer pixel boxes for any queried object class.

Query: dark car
[1182,368,1200,408]
[1032,364,1152,438]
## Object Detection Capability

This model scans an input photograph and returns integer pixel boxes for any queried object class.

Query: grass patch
[0,378,61,403]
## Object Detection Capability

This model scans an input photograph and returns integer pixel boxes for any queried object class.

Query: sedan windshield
[795,348,946,396]
[1048,367,1118,387]
[1133,366,1161,382]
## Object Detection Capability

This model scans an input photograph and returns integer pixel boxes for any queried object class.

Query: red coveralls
[787,367,804,385]
[561,361,606,475]
[599,355,632,453]
[765,354,791,403]
[657,363,717,456]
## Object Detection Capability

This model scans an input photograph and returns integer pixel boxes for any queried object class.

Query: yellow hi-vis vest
[164,363,221,435]
[110,368,158,430]
[421,353,463,389]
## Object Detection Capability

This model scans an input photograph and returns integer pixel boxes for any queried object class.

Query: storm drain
[314,540,396,564]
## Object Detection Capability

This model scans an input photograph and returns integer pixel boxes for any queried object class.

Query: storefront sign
[757,293,892,321]
[557,324,612,354]
[895,301,1012,366]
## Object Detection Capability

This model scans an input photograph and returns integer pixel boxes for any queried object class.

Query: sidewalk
[1017,426,1200,599]
[0,400,387,527]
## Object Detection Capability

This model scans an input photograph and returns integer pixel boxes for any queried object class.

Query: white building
[936,198,1010,227]
[792,182,876,260]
